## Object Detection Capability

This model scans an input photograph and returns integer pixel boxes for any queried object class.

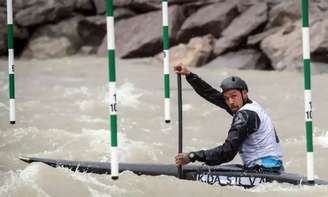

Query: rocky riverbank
[1,0,328,72]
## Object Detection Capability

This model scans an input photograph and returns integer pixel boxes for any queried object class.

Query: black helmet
[220,76,248,93]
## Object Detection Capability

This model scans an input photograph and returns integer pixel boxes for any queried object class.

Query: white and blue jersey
[239,101,283,167]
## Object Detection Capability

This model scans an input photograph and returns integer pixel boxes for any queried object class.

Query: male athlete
[174,64,283,171]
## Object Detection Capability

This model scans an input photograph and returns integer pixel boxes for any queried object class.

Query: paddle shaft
[177,73,183,178]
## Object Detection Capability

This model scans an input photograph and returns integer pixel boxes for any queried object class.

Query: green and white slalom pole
[162,0,170,123]
[106,0,119,180]
[7,0,15,124]
[301,0,314,184]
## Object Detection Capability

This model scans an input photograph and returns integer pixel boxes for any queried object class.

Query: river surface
[0,56,328,197]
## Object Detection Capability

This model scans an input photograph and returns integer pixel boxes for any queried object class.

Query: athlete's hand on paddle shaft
[174,63,191,76]
[175,153,191,166]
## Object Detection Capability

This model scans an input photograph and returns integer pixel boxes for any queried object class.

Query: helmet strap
[240,90,246,106]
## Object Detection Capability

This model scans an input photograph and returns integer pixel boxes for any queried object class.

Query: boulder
[177,2,238,43]
[316,0,328,13]
[260,18,328,71]
[311,62,328,74]
[92,0,219,15]
[78,46,98,55]
[97,5,186,58]
[92,0,106,14]
[15,0,75,27]
[114,0,161,12]
[0,35,5,56]
[157,35,215,68]
[0,8,29,55]
[172,0,223,20]
[171,0,223,13]
[214,3,268,55]
[0,8,7,55]
[306,18,328,63]
[205,49,271,70]
[78,16,107,46]
[260,22,302,71]
[22,16,84,58]
[234,0,260,12]
[266,0,328,28]
[266,0,301,28]
[22,36,73,59]
[74,0,95,13]
[13,0,44,10]
[170,0,217,4]
[89,6,136,21]
[114,8,137,21]
[247,27,280,46]
[234,0,282,12]
[93,0,161,14]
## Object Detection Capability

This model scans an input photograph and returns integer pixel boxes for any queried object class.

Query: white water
[0,56,328,196]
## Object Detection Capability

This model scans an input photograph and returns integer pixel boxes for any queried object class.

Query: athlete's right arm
[173,63,231,114]
[186,73,232,114]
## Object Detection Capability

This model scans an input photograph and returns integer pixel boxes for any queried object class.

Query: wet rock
[266,0,301,28]
[0,35,5,56]
[170,0,218,4]
[261,22,302,71]
[234,0,282,12]
[214,3,268,55]
[114,8,137,21]
[74,0,95,14]
[97,5,185,58]
[159,35,215,68]
[22,36,73,59]
[171,0,224,14]
[266,0,328,28]
[93,0,161,14]
[92,0,106,14]
[234,0,260,12]
[311,62,328,74]
[114,0,161,12]
[206,49,270,70]
[171,0,224,20]
[306,18,328,63]
[78,46,97,55]
[0,8,7,55]
[22,16,84,58]
[177,2,238,43]
[15,0,74,27]
[0,8,29,55]
[13,0,45,10]
[247,27,280,46]
[260,18,328,71]
[78,16,106,47]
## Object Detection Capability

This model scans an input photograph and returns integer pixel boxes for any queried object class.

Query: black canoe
[19,156,328,188]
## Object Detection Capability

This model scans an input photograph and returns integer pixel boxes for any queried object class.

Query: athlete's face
[223,89,247,113]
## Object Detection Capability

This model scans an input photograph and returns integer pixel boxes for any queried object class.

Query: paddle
[177,69,183,179]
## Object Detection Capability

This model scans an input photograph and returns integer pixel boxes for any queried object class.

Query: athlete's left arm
[189,110,260,165]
